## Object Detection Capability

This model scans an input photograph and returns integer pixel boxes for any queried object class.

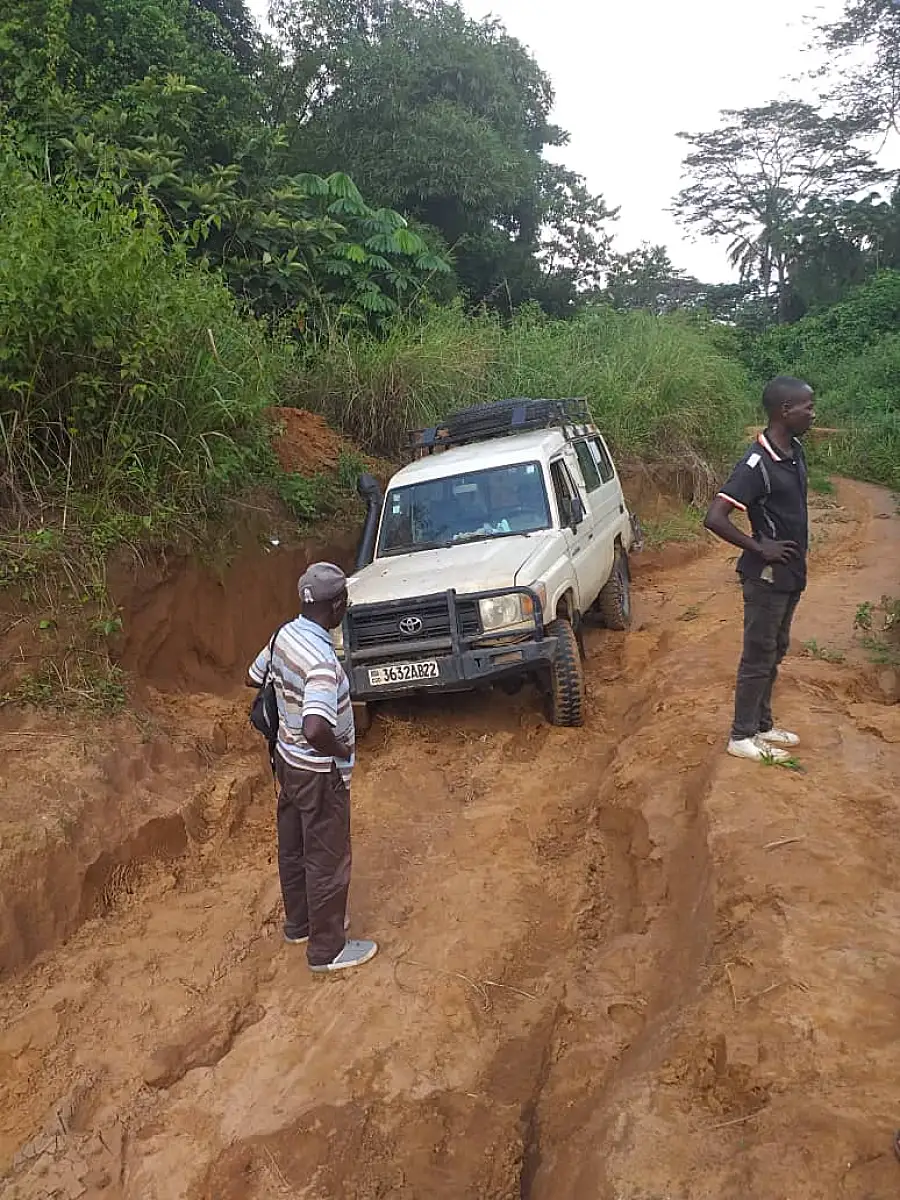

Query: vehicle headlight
[479,593,532,631]
[333,621,345,653]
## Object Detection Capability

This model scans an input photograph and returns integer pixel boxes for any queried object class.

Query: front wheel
[596,544,632,631]
[546,618,586,727]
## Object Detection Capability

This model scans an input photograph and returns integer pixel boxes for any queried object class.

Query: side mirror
[570,495,586,530]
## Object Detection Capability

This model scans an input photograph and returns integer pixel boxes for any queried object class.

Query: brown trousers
[274,755,351,966]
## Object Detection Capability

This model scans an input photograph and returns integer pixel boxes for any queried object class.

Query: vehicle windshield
[377,462,551,557]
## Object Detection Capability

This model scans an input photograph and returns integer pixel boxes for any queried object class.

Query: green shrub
[747,271,900,382]
[0,159,281,529]
[803,334,900,490]
[745,272,900,491]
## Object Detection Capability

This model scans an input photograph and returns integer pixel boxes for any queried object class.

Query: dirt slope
[0,479,898,1200]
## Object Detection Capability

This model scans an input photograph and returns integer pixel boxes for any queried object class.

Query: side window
[573,440,602,492]
[381,488,412,551]
[589,436,615,484]
[549,459,574,526]
[550,459,585,528]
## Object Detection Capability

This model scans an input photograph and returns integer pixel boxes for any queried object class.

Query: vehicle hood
[348,534,554,605]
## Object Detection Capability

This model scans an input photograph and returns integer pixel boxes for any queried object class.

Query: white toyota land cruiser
[336,398,641,727]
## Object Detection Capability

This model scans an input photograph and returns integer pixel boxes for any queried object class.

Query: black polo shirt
[717,431,809,592]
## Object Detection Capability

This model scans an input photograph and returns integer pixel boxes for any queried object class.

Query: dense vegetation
[747,271,900,489]
[0,165,278,535]
[0,0,897,572]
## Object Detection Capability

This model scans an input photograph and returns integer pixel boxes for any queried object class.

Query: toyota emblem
[399,616,423,635]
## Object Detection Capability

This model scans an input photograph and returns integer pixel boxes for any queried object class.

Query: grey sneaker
[284,913,350,945]
[309,938,378,973]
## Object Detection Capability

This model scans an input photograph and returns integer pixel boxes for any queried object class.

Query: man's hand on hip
[758,539,800,564]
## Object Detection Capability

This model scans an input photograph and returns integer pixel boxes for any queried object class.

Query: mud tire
[546,618,585,727]
[596,544,632,631]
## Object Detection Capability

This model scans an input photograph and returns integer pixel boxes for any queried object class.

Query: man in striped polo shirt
[248,562,377,973]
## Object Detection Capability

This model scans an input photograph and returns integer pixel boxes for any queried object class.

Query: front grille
[349,595,480,651]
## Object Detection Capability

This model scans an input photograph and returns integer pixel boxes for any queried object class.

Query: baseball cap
[298,562,347,604]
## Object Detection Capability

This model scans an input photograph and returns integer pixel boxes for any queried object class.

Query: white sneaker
[757,727,800,748]
[727,736,791,763]
[309,938,378,973]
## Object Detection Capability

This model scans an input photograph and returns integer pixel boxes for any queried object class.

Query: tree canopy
[4,0,898,331]
[268,0,615,311]
[672,100,888,323]
[820,0,900,133]
[0,0,619,318]
[1,0,454,327]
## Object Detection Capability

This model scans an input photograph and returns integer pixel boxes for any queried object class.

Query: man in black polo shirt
[704,376,816,762]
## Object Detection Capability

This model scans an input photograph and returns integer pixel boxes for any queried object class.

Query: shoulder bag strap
[262,620,292,685]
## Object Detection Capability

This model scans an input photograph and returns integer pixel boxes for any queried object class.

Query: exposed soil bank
[0,479,897,1199]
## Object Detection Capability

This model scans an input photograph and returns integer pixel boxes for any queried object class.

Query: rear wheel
[596,544,632,631]
[546,617,585,727]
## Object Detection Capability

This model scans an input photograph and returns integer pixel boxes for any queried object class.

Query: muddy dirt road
[1,480,898,1199]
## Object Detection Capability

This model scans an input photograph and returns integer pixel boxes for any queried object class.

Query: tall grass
[288,303,753,466]
[802,334,900,491]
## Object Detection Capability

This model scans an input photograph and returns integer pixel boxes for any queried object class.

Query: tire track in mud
[0,672,626,1198]
[520,638,722,1198]
[128,617,723,1200]
[525,481,900,1200]
[0,480,897,1200]
[508,617,724,1198]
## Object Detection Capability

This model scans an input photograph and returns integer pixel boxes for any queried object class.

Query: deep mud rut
[1,480,898,1200]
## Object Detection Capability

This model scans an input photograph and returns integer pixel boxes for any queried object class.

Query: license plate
[368,660,439,687]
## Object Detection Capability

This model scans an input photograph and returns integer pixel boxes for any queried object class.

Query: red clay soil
[0,481,898,1199]
[266,407,345,476]
[108,527,360,696]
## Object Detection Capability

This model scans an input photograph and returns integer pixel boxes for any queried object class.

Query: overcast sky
[250,0,856,282]
[461,0,848,282]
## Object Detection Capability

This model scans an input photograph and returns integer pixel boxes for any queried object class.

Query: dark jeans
[274,755,351,966]
[732,579,802,741]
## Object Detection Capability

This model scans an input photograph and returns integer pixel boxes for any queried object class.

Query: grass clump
[854,596,900,666]
[801,638,845,664]
[2,659,127,714]
[807,465,835,494]
[641,505,705,549]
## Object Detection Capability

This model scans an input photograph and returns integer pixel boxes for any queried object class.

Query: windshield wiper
[449,533,494,545]
[380,540,448,556]
[380,529,532,556]
[451,530,528,545]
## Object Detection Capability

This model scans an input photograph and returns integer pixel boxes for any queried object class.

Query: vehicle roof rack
[409,397,597,456]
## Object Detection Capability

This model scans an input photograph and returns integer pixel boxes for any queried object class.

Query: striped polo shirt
[249,615,355,785]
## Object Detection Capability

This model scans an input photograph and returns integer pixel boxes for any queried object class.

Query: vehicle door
[562,442,612,606]
[548,456,595,614]
[569,436,621,587]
